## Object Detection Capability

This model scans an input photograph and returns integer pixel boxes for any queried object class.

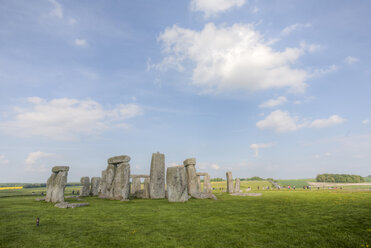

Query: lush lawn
[1,186,370,248]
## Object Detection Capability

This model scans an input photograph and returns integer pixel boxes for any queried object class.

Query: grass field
[1,184,370,248]
[276,179,316,188]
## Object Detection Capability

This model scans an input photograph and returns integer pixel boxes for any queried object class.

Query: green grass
[363,176,371,182]
[277,179,316,188]
[1,187,370,248]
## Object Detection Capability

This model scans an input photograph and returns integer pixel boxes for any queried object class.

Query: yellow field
[0,186,23,190]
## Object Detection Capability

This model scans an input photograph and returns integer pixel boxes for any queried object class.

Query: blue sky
[0,0,370,182]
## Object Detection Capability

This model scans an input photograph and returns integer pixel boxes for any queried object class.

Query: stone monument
[91,177,101,196]
[184,158,199,195]
[226,171,234,193]
[149,152,165,199]
[46,166,69,203]
[166,165,188,202]
[80,177,90,196]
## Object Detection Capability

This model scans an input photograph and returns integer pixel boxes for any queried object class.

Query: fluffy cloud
[344,56,360,65]
[75,39,88,47]
[0,97,142,140]
[259,96,287,108]
[362,119,370,125]
[154,23,311,94]
[211,163,220,170]
[0,155,9,165]
[25,152,55,165]
[190,0,246,18]
[309,115,345,128]
[256,110,301,133]
[257,110,345,132]
[48,0,63,19]
[250,143,274,156]
[281,23,312,36]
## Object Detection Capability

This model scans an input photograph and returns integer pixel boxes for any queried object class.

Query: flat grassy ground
[0,185,370,248]
[276,179,316,188]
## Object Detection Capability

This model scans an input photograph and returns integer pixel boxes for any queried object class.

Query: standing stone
[80,177,90,196]
[111,162,130,200]
[105,163,116,199]
[204,174,212,193]
[149,152,165,199]
[91,177,101,196]
[184,158,199,195]
[197,176,201,192]
[131,178,141,194]
[226,171,234,193]
[98,170,107,198]
[143,178,150,198]
[166,166,188,202]
[46,166,69,203]
[234,178,240,193]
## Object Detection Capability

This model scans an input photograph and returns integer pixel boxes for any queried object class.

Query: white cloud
[25,151,55,165]
[48,0,63,19]
[362,119,370,125]
[153,23,311,94]
[75,39,88,47]
[211,164,220,170]
[0,155,9,165]
[259,96,287,108]
[0,97,142,140]
[309,115,345,128]
[256,110,344,133]
[250,143,273,156]
[281,23,312,36]
[190,0,246,18]
[256,110,301,133]
[344,56,360,65]
[311,64,337,77]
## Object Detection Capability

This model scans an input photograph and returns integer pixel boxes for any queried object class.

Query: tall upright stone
[204,174,212,193]
[131,177,141,194]
[143,177,150,199]
[91,177,101,196]
[197,176,201,192]
[103,155,131,201]
[98,170,107,198]
[80,177,90,196]
[46,166,69,203]
[149,152,165,199]
[184,158,199,195]
[166,165,188,202]
[234,178,240,193]
[226,171,234,193]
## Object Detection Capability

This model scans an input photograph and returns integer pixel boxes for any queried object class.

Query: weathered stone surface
[131,174,150,178]
[204,174,212,193]
[54,202,89,208]
[230,193,262,197]
[184,158,199,195]
[111,162,130,200]
[91,177,101,196]
[166,166,189,202]
[98,170,107,198]
[196,172,208,176]
[107,155,130,164]
[234,178,240,193]
[131,177,141,194]
[143,177,150,198]
[149,152,165,199]
[52,166,69,173]
[46,166,69,203]
[105,163,116,198]
[190,192,217,200]
[226,171,234,194]
[80,177,90,196]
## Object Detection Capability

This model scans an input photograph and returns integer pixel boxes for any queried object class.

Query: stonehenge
[98,170,107,198]
[234,178,240,193]
[149,152,165,199]
[91,177,101,196]
[196,172,212,193]
[80,177,90,196]
[184,158,199,195]
[98,155,131,201]
[166,165,189,202]
[46,166,69,203]
[226,171,234,193]
[131,174,150,199]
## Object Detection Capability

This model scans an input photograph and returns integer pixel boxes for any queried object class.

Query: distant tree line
[316,174,364,183]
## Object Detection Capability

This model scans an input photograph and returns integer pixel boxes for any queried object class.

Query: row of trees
[316,174,364,183]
